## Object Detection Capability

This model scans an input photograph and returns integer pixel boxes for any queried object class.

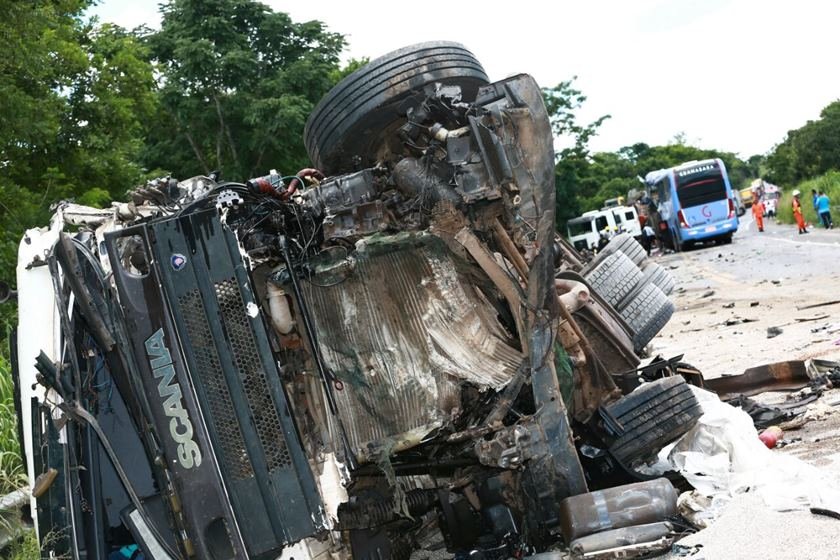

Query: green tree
[0,1,156,330]
[766,99,840,186]
[542,78,610,228]
[143,0,345,180]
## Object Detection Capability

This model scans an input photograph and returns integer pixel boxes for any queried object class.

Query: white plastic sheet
[651,387,838,512]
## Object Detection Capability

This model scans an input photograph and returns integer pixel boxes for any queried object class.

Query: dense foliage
[143,0,344,179]
[775,171,840,226]
[0,0,346,493]
[766,101,840,186]
[0,1,157,309]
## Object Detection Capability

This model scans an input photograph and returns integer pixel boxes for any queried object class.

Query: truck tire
[619,284,674,352]
[640,262,675,296]
[583,233,647,272]
[611,233,647,267]
[584,252,643,309]
[603,376,702,467]
[304,41,489,175]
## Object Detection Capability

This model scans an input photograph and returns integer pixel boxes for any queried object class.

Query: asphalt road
[652,215,840,560]
[653,214,840,377]
[670,212,840,286]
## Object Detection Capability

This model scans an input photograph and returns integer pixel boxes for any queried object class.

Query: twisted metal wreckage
[14,42,701,559]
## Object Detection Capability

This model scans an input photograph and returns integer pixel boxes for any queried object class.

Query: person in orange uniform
[792,189,808,234]
[752,193,765,232]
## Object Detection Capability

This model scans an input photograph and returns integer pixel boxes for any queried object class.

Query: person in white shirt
[641,224,656,255]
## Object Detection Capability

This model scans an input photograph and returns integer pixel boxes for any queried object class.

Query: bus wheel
[721,233,733,244]
[669,230,682,252]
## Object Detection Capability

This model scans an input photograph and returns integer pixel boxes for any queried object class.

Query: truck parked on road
[566,205,641,251]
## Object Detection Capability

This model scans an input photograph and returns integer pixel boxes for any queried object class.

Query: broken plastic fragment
[246,301,259,317]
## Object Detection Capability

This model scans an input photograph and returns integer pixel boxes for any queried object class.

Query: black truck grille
[178,289,255,481]
[214,279,291,471]
[107,209,324,559]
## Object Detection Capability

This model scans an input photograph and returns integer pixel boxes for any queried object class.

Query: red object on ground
[759,430,779,449]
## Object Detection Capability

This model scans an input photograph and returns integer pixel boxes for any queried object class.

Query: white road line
[772,236,840,248]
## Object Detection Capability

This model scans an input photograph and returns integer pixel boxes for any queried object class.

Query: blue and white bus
[645,158,739,250]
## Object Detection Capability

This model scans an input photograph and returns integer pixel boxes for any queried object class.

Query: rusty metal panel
[300,233,521,461]
[704,361,810,399]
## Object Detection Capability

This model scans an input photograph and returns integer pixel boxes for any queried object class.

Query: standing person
[641,223,657,255]
[817,191,834,229]
[752,194,766,232]
[596,231,610,252]
[792,190,809,234]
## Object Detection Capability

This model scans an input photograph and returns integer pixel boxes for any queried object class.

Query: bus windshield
[676,170,727,208]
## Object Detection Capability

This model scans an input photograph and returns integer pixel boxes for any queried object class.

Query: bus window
[625,211,634,220]
[677,174,727,207]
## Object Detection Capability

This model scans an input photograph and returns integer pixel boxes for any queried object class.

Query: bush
[776,171,840,227]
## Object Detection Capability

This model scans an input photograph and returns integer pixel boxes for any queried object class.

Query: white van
[567,206,642,251]
[567,211,611,251]
[610,205,642,238]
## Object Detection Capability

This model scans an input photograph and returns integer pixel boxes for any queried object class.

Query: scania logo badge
[171,253,187,271]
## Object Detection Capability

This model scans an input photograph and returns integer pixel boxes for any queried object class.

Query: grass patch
[776,171,840,227]
[0,354,24,496]
[4,529,39,559]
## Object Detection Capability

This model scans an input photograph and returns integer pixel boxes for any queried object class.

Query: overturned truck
[14,42,699,559]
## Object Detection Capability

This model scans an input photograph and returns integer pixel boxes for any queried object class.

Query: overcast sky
[92,0,840,158]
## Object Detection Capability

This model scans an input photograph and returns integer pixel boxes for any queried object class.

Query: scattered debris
[750,301,760,307]
[796,299,840,311]
[704,360,809,399]
[771,279,781,285]
[811,322,840,334]
[723,302,735,309]
[779,415,810,431]
[677,491,722,530]
[671,543,705,557]
[653,387,840,513]
[803,401,837,422]
[723,317,757,326]
[725,394,807,428]
[767,326,783,338]
[795,314,830,322]
[700,290,715,298]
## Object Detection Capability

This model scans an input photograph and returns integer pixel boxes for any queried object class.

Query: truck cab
[567,210,614,251]
[609,205,642,238]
